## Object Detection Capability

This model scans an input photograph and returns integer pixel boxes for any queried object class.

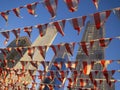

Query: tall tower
[74,21,115,90]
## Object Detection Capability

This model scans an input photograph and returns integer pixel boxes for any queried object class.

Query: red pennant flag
[37,46,47,59]
[108,80,116,87]
[47,84,54,90]
[90,40,95,48]
[50,44,60,56]
[53,20,66,36]
[48,71,55,80]
[99,38,112,47]
[70,16,86,34]
[26,2,38,17]
[89,72,94,83]
[27,47,35,59]
[92,0,99,9]
[31,75,36,82]
[15,47,24,57]
[23,26,33,38]
[67,78,74,87]
[28,70,35,76]
[35,24,48,37]
[39,84,45,90]
[30,61,38,69]
[79,79,87,87]
[12,28,21,44]
[64,0,80,12]
[73,70,78,77]
[44,0,58,19]
[13,8,22,18]
[54,61,63,70]
[1,31,10,45]
[20,61,28,70]
[65,42,75,56]
[80,41,89,56]
[1,11,9,24]
[90,10,111,29]
[103,71,109,83]
[100,60,112,71]
[83,61,94,75]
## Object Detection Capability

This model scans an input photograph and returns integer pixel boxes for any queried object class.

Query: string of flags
[0,36,119,59]
[0,59,115,71]
[0,0,101,23]
[0,6,120,45]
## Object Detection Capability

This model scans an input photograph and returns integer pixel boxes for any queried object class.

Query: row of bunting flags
[0,59,119,90]
[0,0,100,22]
[0,6,120,45]
[0,36,119,60]
[0,59,114,73]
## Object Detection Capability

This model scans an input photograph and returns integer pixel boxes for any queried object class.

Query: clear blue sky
[0,0,120,90]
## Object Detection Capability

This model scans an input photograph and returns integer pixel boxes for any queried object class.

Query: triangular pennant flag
[90,40,95,48]
[108,80,116,87]
[15,47,24,57]
[12,28,21,44]
[92,0,99,9]
[28,70,35,76]
[35,24,48,37]
[90,10,111,29]
[82,61,93,75]
[103,71,109,83]
[99,38,112,47]
[93,80,98,89]
[50,44,60,56]
[27,47,35,59]
[37,46,47,59]
[20,61,28,70]
[40,61,46,71]
[70,16,86,34]
[30,61,38,69]
[64,0,80,12]
[1,31,10,45]
[67,78,74,87]
[13,8,22,18]
[100,60,112,71]
[31,75,36,82]
[71,61,78,69]
[48,71,55,80]
[44,0,58,19]
[26,2,38,17]
[47,84,54,90]
[54,61,63,70]
[64,42,75,56]
[113,8,120,19]
[79,79,87,87]
[89,72,94,83]
[1,11,9,24]
[80,41,89,56]
[53,20,66,36]
[39,84,45,90]
[73,70,78,77]
[23,26,33,38]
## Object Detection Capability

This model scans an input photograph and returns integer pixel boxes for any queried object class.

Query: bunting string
[0,6,120,45]
[0,0,107,23]
[0,36,119,59]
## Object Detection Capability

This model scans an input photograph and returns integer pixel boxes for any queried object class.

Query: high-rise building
[73,21,115,90]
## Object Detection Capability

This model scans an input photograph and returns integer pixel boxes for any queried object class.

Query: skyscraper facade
[74,21,115,90]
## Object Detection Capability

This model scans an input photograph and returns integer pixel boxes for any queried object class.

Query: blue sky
[0,0,120,89]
